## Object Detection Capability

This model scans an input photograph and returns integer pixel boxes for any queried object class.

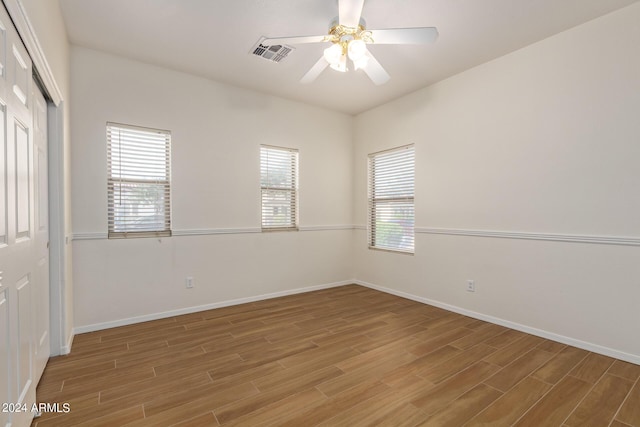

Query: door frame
[3,0,70,355]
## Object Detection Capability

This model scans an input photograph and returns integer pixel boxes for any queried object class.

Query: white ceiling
[59,0,638,115]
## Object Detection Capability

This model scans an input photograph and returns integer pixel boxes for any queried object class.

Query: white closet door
[0,3,48,426]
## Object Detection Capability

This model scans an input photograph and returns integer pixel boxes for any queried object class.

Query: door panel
[33,79,49,381]
[15,119,30,238]
[11,44,29,107]
[0,18,6,92]
[0,3,44,426]
[16,275,32,403]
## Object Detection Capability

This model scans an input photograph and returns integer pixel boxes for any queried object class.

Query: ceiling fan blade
[369,27,439,44]
[339,0,365,28]
[301,56,330,84]
[362,51,390,85]
[262,35,327,45]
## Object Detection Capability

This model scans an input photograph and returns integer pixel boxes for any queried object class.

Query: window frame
[260,144,299,231]
[367,144,415,254]
[107,122,172,239]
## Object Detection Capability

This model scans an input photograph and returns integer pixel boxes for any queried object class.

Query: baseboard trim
[354,279,640,365]
[73,279,353,335]
[60,331,74,355]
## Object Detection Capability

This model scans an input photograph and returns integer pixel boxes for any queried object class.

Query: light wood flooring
[33,285,640,426]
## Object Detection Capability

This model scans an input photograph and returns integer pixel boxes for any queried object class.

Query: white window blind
[260,145,298,230]
[107,122,171,238]
[368,144,415,253]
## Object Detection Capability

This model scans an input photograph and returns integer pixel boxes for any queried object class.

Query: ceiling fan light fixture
[348,39,369,70]
[323,43,343,65]
[347,39,367,61]
[330,54,348,72]
[352,56,369,71]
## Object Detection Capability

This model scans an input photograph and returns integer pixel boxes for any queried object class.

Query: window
[260,145,298,230]
[107,122,171,238]
[368,144,415,253]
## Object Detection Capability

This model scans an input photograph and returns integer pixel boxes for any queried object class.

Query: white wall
[68,3,640,363]
[17,0,74,354]
[70,47,354,330]
[354,4,640,362]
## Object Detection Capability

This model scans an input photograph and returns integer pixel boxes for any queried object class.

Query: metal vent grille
[251,38,294,63]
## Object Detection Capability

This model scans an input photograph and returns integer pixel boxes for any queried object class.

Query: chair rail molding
[73,225,357,240]
[415,227,640,247]
[355,224,639,247]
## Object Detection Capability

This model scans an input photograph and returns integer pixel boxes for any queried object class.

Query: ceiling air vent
[251,37,294,63]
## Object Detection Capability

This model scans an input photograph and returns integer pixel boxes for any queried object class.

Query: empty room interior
[1,0,639,426]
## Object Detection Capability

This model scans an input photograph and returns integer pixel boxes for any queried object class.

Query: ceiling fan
[261,0,438,85]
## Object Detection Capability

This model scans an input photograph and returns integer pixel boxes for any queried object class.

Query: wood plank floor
[32,285,640,426]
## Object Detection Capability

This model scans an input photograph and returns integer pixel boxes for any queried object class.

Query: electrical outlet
[186,276,194,289]
[466,280,475,292]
